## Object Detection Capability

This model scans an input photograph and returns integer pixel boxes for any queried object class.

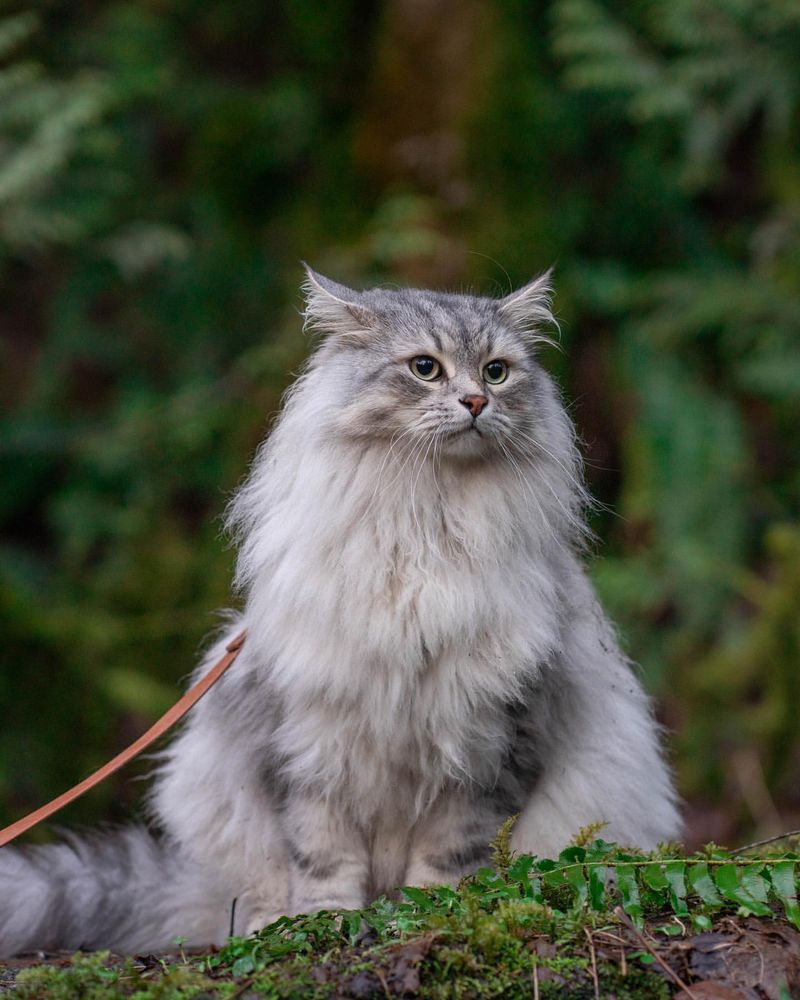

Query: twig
[231,976,255,999]
[374,966,392,1000]
[584,928,600,1000]
[613,907,696,998]
[593,930,628,947]
[594,928,629,975]
[733,828,800,854]
[532,960,539,1000]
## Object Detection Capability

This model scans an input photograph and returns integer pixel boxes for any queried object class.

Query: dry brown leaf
[674,982,750,1000]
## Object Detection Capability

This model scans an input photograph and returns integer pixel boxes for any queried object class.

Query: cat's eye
[410,356,442,381]
[483,360,508,385]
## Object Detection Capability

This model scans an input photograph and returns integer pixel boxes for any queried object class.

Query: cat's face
[303,269,556,461]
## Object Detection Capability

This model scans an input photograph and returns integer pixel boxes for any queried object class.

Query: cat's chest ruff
[275,649,525,807]
[256,474,561,805]
[259,488,560,688]
[275,536,557,788]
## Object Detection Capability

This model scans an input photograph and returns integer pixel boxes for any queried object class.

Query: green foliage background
[0,0,798,845]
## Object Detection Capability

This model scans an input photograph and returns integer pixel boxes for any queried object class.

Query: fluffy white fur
[0,269,680,955]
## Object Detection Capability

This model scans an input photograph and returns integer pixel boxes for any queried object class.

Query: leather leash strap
[0,630,247,850]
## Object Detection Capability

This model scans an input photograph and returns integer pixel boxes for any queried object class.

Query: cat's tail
[0,826,235,956]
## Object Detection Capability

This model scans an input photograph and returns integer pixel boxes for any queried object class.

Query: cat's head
[301,266,559,461]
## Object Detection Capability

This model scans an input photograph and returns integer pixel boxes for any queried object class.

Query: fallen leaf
[385,936,435,994]
[686,920,800,1000]
[347,969,384,997]
[674,982,749,1000]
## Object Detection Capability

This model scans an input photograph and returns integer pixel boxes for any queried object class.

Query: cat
[0,267,680,955]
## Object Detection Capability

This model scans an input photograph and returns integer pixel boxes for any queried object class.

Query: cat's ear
[497,269,558,346]
[301,265,376,346]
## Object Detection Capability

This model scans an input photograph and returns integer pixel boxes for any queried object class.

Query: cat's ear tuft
[301,265,376,345]
[497,269,558,347]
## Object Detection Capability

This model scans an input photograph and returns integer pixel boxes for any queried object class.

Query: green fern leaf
[713,863,772,916]
[768,861,800,929]
[589,865,608,910]
[741,863,771,906]
[616,864,643,927]
[562,864,589,907]
[664,861,690,917]
[642,862,669,892]
[687,863,723,907]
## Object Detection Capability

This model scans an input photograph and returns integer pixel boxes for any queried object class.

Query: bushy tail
[0,826,235,956]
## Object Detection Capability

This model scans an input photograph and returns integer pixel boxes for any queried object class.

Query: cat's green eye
[410,356,442,381]
[483,360,508,384]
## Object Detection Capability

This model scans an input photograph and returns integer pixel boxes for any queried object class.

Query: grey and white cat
[0,269,680,956]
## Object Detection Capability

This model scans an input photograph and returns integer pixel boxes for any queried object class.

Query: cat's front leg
[283,793,369,915]
[510,645,682,856]
[405,792,497,888]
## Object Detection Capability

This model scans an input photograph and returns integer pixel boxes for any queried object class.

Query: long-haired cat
[0,268,680,955]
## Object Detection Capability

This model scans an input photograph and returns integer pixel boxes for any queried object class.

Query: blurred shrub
[548,0,800,830]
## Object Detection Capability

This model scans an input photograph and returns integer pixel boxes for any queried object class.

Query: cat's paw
[289,893,365,916]
[244,906,284,936]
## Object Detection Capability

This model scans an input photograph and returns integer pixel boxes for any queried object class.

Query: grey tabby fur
[0,268,681,955]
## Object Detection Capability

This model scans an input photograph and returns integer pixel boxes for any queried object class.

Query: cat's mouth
[437,423,492,458]
[444,424,482,439]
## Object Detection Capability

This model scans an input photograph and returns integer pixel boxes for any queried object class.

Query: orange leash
[0,630,247,850]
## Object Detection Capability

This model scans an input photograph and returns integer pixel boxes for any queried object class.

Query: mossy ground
[5,834,800,998]
[2,919,674,999]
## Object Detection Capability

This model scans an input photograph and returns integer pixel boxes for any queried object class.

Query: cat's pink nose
[460,394,489,418]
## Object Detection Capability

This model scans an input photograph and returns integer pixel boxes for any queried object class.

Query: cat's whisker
[511,446,590,538]
[369,421,428,505]
[430,429,444,500]
[518,432,611,518]
[409,432,439,554]
[369,414,439,503]
[376,429,430,502]
[496,439,563,551]
[495,440,528,505]
[377,424,418,475]
[494,421,590,522]
[507,428,587,495]
[495,437,534,509]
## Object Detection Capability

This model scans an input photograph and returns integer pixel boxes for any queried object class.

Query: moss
[11,951,221,1000]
